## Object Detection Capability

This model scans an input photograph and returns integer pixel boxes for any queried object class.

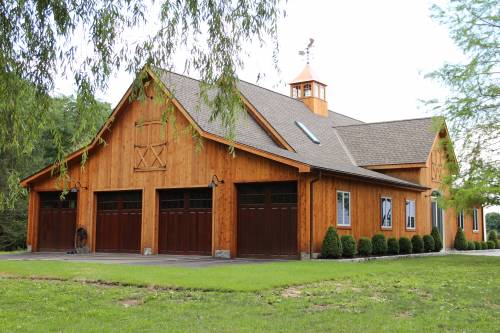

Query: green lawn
[0,255,499,332]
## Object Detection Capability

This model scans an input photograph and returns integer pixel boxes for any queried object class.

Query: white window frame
[336,190,351,227]
[304,83,312,97]
[405,199,416,230]
[457,210,464,230]
[381,196,392,229]
[472,208,479,232]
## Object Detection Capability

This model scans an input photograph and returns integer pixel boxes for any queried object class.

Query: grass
[0,255,499,332]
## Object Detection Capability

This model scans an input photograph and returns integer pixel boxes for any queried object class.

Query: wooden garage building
[21,65,485,258]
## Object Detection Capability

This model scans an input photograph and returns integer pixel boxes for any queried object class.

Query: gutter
[309,170,322,259]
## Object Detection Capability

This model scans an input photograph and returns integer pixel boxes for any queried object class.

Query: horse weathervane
[298,38,315,64]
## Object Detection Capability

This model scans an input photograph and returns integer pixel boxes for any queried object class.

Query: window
[292,85,300,98]
[337,191,350,226]
[406,200,416,229]
[473,208,479,232]
[381,197,392,228]
[295,121,320,144]
[457,210,464,230]
[320,85,325,100]
[313,83,319,97]
[304,83,311,97]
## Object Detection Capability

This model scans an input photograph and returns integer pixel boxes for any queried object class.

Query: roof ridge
[333,116,434,128]
[332,128,358,166]
[328,110,364,123]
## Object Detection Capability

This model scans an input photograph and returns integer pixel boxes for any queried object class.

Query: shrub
[454,228,468,251]
[487,241,496,249]
[467,241,475,251]
[474,241,481,250]
[387,237,399,255]
[321,226,342,259]
[423,235,435,252]
[358,237,372,256]
[341,235,356,258]
[496,240,500,249]
[431,227,443,252]
[481,242,488,250]
[411,235,424,253]
[372,234,388,255]
[487,230,498,243]
[399,237,412,254]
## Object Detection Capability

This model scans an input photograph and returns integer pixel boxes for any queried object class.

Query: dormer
[289,64,328,117]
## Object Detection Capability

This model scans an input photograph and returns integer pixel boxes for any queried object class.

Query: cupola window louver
[295,121,320,144]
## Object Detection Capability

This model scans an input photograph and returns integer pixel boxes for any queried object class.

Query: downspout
[309,170,321,259]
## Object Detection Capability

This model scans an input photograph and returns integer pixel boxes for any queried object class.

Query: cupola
[289,64,328,117]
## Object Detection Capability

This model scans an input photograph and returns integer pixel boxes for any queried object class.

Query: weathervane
[298,38,315,64]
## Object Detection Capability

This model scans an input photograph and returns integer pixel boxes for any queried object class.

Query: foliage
[423,235,435,253]
[486,212,500,233]
[358,237,372,256]
[399,237,412,254]
[481,241,488,250]
[427,0,500,208]
[321,227,342,259]
[496,240,500,249]
[411,235,424,254]
[474,241,481,250]
[454,228,468,251]
[486,241,496,249]
[431,227,443,252]
[371,234,387,256]
[467,241,476,251]
[387,237,399,255]
[487,230,498,242]
[340,235,356,258]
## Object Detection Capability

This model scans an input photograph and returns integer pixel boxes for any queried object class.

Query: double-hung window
[381,197,392,228]
[405,200,416,230]
[457,210,464,230]
[472,208,479,232]
[337,191,351,226]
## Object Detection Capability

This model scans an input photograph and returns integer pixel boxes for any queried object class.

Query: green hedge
[411,235,424,253]
[358,237,372,256]
[454,228,468,251]
[487,230,498,243]
[481,241,488,250]
[423,235,435,252]
[399,237,412,254]
[431,227,443,252]
[474,241,481,250]
[496,240,500,249]
[467,241,475,251]
[372,234,388,255]
[387,237,399,255]
[341,235,356,258]
[321,226,342,259]
[487,241,496,249]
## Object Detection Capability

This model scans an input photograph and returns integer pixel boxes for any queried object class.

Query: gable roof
[155,68,429,190]
[335,118,437,167]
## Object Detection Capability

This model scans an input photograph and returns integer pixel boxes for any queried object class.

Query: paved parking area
[0,252,286,267]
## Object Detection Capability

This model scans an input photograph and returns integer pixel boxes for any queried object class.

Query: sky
[53,0,498,214]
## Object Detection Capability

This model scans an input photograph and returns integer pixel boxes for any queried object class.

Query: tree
[486,212,500,233]
[427,0,499,209]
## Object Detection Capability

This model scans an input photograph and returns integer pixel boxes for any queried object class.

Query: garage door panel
[159,188,212,255]
[96,191,142,253]
[38,192,77,252]
[237,182,297,258]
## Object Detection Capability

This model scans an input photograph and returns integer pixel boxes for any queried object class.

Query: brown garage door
[38,192,77,252]
[158,188,212,255]
[95,191,142,253]
[237,182,298,258]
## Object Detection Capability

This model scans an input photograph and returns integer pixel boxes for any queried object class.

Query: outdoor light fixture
[70,180,88,192]
[208,175,224,189]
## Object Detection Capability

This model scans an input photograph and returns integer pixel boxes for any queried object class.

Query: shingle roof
[155,68,432,190]
[335,118,436,166]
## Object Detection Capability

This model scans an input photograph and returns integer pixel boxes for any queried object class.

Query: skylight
[295,121,320,144]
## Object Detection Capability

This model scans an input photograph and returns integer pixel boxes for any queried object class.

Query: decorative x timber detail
[134,120,167,172]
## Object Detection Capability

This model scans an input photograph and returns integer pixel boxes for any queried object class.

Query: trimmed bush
[423,235,435,252]
[358,237,372,256]
[467,241,475,251]
[487,230,498,243]
[454,228,468,251]
[387,237,399,255]
[411,235,424,253]
[372,234,388,255]
[487,241,496,249]
[481,241,488,250]
[496,240,500,249]
[399,237,412,254]
[474,241,481,250]
[431,227,443,252]
[321,226,342,258]
[341,235,356,258]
